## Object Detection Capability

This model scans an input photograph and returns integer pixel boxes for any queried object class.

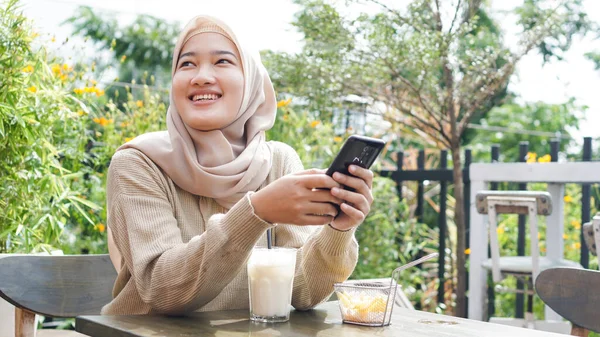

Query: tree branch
[434,0,442,32]
[364,0,422,33]
[457,62,514,134]
[463,0,483,24]
[449,0,463,34]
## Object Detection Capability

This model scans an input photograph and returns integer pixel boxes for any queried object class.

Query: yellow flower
[93,117,113,127]
[27,86,37,93]
[564,195,573,203]
[496,226,505,235]
[22,65,34,73]
[573,242,581,250]
[563,234,568,240]
[62,63,70,71]
[334,136,343,143]
[73,88,83,95]
[538,154,551,163]
[125,137,133,142]
[77,110,86,116]
[95,223,106,232]
[310,120,321,128]
[120,55,127,63]
[540,247,547,253]
[90,79,98,86]
[136,100,144,108]
[51,35,56,43]
[571,220,581,229]
[59,74,68,82]
[120,122,131,127]
[31,32,39,39]
[526,152,537,163]
[464,248,471,255]
[276,98,292,108]
[282,114,289,121]
[95,89,105,97]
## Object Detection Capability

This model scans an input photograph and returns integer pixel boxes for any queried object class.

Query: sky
[17,0,600,145]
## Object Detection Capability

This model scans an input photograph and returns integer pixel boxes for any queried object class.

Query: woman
[102,15,374,315]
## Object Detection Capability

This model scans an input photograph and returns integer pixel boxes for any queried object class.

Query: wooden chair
[475,191,580,332]
[0,254,117,337]
[535,267,600,337]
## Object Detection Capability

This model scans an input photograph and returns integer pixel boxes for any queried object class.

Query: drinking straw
[267,228,272,249]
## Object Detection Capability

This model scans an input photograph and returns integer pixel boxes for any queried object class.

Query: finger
[332,172,371,199]
[310,189,343,204]
[294,168,326,176]
[338,203,366,223]
[301,214,335,226]
[331,187,370,214]
[300,174,341,190]
[348,165,374,189]
[305,202,339,218]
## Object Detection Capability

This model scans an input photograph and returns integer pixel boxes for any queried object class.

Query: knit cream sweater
[101,141,358,315]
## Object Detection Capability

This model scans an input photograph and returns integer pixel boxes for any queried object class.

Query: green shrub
[0,0,97,253]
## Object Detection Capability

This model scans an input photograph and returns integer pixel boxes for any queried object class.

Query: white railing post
[468,180,487,320]
[545,183,565,321]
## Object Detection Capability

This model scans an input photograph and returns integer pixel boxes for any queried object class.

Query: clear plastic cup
[247,247,297,323]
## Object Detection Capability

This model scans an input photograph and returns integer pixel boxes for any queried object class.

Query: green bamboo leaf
[72,201,94,225]
[68,195,101,210]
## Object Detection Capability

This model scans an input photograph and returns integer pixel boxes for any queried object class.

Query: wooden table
[75,301,566,337]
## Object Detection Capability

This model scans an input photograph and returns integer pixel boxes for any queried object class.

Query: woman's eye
[180,61,194,68]
[216,59,232,65]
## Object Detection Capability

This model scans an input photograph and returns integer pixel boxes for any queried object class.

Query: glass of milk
[247,247,297,323]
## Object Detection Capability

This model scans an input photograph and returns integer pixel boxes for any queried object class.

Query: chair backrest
[476,190,552,282]
[0,254,116,317]
[535,267,600,333]
[582,213,600,257]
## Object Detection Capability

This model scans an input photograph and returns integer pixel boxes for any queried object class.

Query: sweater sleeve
[272,142,359,310]
[107,149,272,314]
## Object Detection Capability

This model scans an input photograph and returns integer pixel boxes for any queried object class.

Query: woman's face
[172,33,244,131]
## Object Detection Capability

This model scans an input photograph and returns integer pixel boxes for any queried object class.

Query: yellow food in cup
[336,290,388,324]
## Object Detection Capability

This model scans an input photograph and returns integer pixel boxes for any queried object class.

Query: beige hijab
[118,16,277,209]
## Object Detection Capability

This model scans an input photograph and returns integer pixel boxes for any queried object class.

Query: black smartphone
[326,135,385,187]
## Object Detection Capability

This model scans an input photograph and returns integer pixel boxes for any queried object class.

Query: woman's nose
[191,65,215,85]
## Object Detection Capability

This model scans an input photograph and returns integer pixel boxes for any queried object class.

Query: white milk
[247,248,296,320]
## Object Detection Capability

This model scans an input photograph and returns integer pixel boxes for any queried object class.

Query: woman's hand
[329,165,374,231]
[250,169,343,225]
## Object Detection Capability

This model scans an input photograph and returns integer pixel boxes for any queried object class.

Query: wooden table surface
[76,301,565,337]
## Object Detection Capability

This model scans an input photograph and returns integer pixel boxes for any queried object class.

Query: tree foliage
[470,99,584,161]
[65,6,179,100]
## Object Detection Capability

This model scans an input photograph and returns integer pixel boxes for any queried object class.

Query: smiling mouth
[190,94,222,102]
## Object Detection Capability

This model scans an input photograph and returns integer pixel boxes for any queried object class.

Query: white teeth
[192,94,220,101]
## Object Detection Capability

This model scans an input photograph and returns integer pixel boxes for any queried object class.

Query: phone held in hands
[326,135,385,185]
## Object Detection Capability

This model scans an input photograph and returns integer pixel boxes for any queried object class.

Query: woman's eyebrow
[211,50,239,60]
[179,51,196,59]
[179,50,238,61]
